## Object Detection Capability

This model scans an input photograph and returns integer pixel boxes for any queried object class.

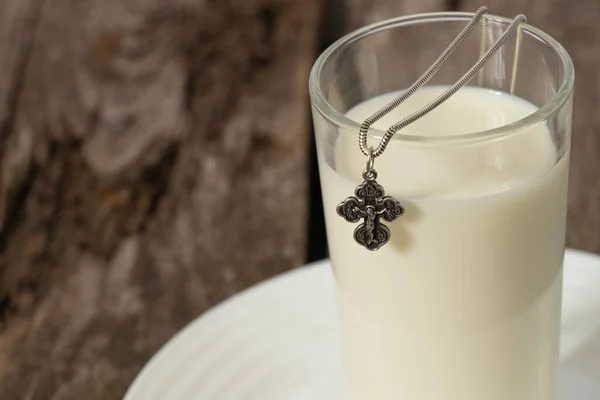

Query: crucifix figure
[336,179,404,251]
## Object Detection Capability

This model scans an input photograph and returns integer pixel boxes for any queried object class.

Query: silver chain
[359,9,526,159]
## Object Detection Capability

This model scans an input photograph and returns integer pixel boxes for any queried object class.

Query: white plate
[125,249,600,400]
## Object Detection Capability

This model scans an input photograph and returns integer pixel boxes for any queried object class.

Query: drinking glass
[309,11,574,400]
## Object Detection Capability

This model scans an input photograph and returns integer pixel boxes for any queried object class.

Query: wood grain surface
[0,0,319,398]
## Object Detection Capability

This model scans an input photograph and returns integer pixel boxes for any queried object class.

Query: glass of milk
[309,12,574,400]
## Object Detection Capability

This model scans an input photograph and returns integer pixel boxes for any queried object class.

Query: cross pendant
[336,177,404,251]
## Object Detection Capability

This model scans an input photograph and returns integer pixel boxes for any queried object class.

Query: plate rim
[124,249,599,399]
[124,259,330,399]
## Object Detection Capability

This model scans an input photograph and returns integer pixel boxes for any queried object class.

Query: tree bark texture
[0,0,319,398]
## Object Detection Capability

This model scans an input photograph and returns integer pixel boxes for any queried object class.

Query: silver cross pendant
[336,171,404,251]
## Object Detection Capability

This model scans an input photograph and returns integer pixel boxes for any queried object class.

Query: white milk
[317,86,569,400]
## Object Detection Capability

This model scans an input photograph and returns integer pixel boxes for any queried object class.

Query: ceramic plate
[125,249,600,400]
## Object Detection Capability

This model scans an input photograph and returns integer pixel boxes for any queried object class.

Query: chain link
[359,9,527,158]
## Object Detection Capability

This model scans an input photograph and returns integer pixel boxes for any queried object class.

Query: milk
[317,86,569,400]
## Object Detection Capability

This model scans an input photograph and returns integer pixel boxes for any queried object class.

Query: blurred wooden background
[0,0,598,398]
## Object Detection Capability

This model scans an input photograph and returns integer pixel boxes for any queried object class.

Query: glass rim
[309,11,575,145]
